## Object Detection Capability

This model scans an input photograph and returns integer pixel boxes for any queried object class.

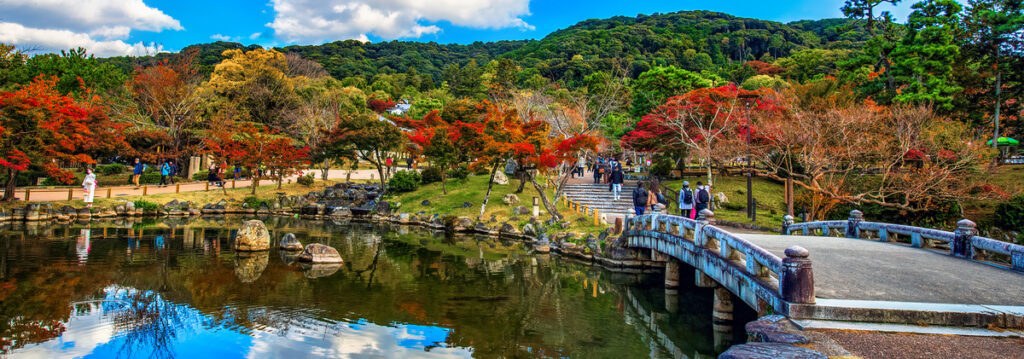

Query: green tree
[629,66,713,117]
[962,0,1024,147]
[23,48,128,96]
[840,0,904,103]
[0,44,27,90]
[891,0,964,109]
[326,112,405,187]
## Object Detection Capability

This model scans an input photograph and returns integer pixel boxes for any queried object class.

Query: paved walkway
[8,169,388,202]
[738,234,1024,306]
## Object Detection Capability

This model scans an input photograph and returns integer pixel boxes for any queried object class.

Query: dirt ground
[815,329,1024,359]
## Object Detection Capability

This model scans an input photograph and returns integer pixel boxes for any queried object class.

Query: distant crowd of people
[571,153,714,217]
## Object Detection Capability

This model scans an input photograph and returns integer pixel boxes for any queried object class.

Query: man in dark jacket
[632,181,648,216]
[610,164,624,200]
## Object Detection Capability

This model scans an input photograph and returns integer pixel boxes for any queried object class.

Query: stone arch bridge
[622,210,1024,331]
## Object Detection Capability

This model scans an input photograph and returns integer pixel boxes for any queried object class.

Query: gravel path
[816,329,1024,359]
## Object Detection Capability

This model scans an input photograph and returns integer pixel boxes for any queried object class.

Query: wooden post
[594,209,600,226]
[205,182,209,191]
[106,188,112,198]
[67,188,73,201]
[143,186,148,196]
[231,180,236,189]
[583,205,589,216]
[175,184,180,194]
[25,189,30,201]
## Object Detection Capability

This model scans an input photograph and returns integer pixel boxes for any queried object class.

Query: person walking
[82,167,97,208]
[592,159,602,184]
[209,164,224,187]
[632,181,649,216]
[168,160,178,184]
[678,181,695,219]
[132,158,144,188]
[610,163,624,200]
[576,155,586,178]
[646,180,663,214]
[695,181,711,213]
[159,160,170,187]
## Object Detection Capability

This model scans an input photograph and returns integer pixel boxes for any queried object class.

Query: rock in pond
[235,220,271,251]
[279,233,303,251]
[297,243,343,263]
[719,343,826,359]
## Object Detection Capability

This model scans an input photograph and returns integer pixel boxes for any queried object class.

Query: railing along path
[784,210,1024,273]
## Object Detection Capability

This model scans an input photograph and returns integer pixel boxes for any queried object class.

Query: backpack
[698,188,710,204]
[633,187,648,206]
[681,189,693,205]
[657,192,666,204]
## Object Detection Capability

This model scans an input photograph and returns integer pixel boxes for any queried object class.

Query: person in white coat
[82,167,97,208]
[677,181,695,219]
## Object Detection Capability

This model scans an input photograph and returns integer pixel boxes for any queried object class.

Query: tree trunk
[993,70,1002,149]
[706,161,713,186]
[321,160,330,180]
[277,176,283,189]
[477,162,501,220]
[3,168,16,201]
[515,170,527,193]
[440,171,448,195]
[251,173,259,195]
[529,174,562,222]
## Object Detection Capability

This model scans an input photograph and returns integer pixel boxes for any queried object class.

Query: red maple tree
[0,75,128,200]
[204,122,309,194]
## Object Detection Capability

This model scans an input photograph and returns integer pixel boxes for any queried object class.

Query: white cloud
[211,34,234,41]
[249,32,263,40]
[0,0,181,57]
[0,22,164,57]
[267,0,533,43]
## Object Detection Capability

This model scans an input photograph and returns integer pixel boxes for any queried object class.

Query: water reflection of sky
[10,286,471,359]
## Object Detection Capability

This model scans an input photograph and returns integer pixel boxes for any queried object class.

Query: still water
[0,217,747,358]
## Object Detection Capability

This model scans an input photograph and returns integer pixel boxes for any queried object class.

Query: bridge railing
[785,210,1024,273]
[702,225,784,287]
[625,211,815,310]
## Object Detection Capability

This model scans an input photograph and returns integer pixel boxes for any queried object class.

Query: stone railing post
[780,246,815,304]
[845,210,863,239]
[781,215,794,235]
[951,219,976,259]
[695,209,715,247]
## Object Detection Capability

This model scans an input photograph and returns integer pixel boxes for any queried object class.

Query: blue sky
[0,0,922,57]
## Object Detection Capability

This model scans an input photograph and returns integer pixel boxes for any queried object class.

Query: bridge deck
[737,234,1024,306]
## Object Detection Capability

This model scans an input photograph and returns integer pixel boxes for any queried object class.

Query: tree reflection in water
[105,286,200,359]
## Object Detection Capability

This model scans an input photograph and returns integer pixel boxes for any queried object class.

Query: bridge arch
[622,211,813,316]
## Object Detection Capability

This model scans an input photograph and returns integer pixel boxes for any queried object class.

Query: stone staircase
[560,183,636,216]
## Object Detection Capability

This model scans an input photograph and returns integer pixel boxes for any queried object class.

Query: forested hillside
[100,11,864,86]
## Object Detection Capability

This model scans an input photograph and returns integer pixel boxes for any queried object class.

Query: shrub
[995,195,1024,232]
[133,200,160,213]
[96,163,126,175]
[388,170,421,192]
[649,155,674,178]
[447,165,470,181]
[192,170,209,181]
[139,170,162,184]
[420,167,443,184]
[297,173,315,186]
[243,196,269,209]
[719,201,745,211]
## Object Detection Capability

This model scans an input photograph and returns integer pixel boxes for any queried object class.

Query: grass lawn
[388,174,610,237]
[663,175,792,229]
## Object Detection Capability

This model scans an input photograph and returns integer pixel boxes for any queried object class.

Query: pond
[0,217,751,358]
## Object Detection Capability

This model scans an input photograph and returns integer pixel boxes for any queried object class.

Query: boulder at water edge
[297,243,344,263]
[279,233,303,251]
[235,220,271,251]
